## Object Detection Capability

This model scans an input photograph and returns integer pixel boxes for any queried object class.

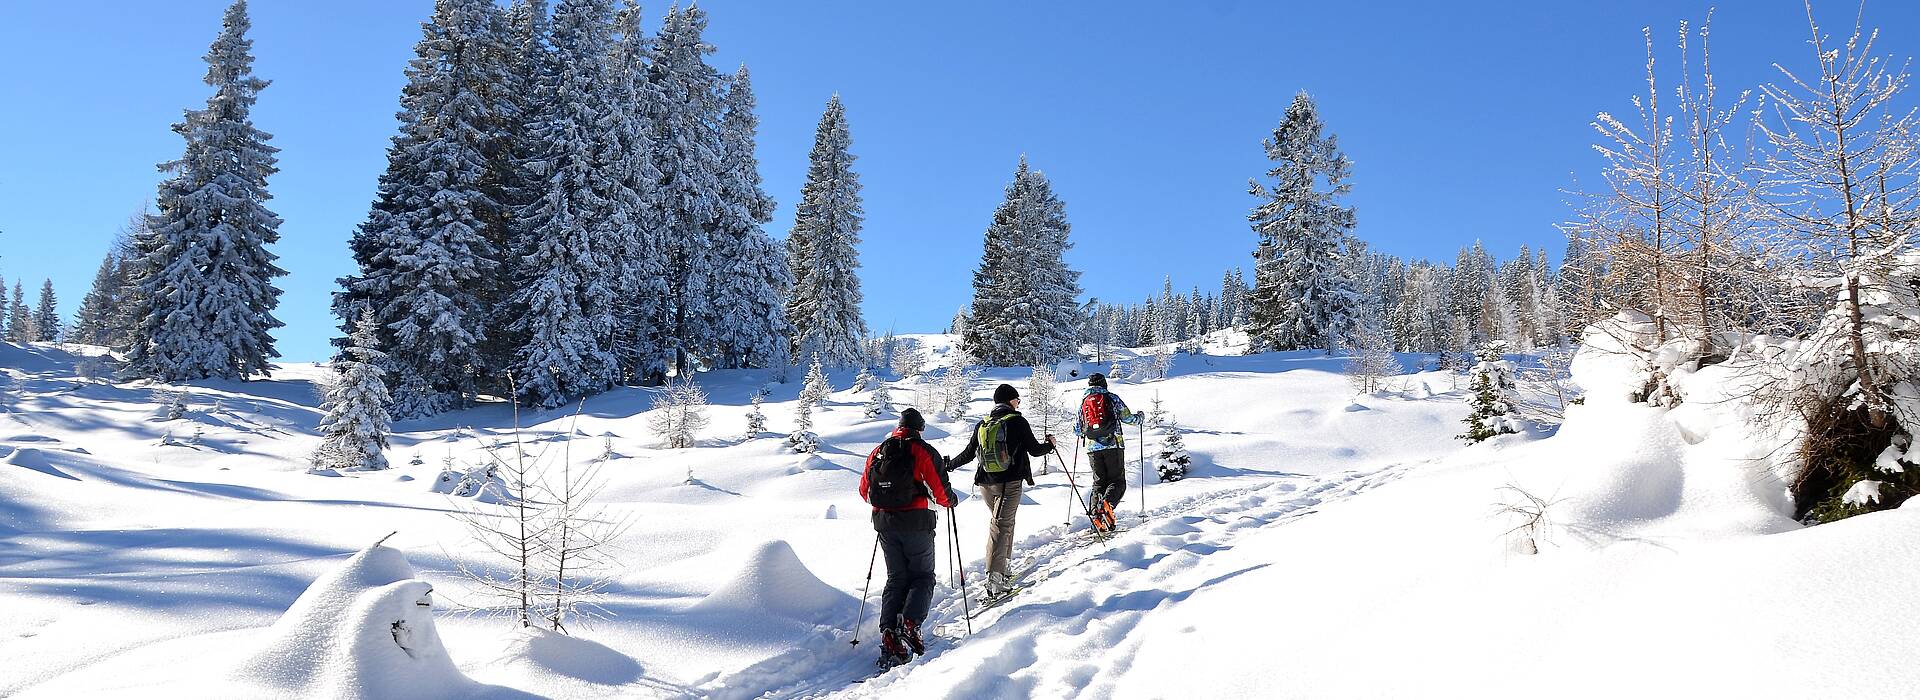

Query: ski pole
[948,507,972,636]
[1064,436,1082,526]
[851,532,879,647]
[1051,449,1102,538]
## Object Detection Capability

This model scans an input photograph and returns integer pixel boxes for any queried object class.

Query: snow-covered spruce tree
[505,0,624,408]
[602,1,672,384]
[864,380,893,420]
[1459,341,1519,443]
[131,0,285,381]
[1155,413,1191,482]
[31,280,59,342]
[106,209,157,354]
[1245,92,1359,353]
[646,374,710,449]
[72,253,121,346]
[851,366,877,393]
[786,398,819,453]
[335,0,512,417]
[964,157,1082,366]
[707,64,794,370]
[646,6,727,374]
[799,354,831,407]
[785,95,868,367]
[745,390,768,438]
[312,307,393,473]
[5,282,32,344]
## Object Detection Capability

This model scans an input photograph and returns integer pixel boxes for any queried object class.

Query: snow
[4,336,1919,698]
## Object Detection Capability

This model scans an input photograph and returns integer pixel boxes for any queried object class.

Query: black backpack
[865,437,923,509]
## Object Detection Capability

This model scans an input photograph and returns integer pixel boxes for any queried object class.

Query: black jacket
[950,404,1055,486]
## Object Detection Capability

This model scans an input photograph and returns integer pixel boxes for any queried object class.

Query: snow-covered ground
[2,334,1915,698]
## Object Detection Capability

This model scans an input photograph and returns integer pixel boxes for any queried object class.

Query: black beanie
[993,384,1019,404]
[1087,372,1107,388]
[899,407,925,432]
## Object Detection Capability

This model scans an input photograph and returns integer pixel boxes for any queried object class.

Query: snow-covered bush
[75,356,113,383]
[165,391,189,421]
[1491,484,1558,555]
[934,347,978,420]
[647,374,710,449]
[1752,251,1920,522]
[1344,324,1398,394]
[786,399,819,453]
[311,308,392,472]
[891,339,926,380]
[1025,366,1065,437]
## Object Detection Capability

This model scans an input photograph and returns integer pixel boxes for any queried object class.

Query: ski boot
[877,625,912,669]
[901,616,926,656]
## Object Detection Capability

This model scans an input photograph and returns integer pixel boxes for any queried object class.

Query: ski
[968,587,1025,619]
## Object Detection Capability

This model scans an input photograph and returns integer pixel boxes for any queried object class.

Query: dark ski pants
[879,528,937,627]
[1090,448,1127,511]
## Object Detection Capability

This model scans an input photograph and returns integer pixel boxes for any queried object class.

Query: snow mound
[233,540,473,699]
[690,539,855,625]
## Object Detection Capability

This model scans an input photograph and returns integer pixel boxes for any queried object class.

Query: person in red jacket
[859,408,956,669]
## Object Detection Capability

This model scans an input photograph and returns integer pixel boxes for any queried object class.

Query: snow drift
[234,540,474,699]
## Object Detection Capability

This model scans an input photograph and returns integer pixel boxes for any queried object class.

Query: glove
[946,488,960,506]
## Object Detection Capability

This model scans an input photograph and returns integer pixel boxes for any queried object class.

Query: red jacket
[860,427,957,514]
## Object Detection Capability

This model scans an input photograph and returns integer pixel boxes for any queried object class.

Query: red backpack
[1081,392,1117,441]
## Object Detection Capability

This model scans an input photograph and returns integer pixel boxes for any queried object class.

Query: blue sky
[4,1,1919,362]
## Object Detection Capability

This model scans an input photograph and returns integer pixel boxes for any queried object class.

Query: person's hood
[889,426,919,439]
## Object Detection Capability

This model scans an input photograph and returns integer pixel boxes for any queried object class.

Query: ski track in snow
[715,465,1412,700]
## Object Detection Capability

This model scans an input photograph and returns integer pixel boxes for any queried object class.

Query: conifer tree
[72,253,120,346]
[5,283,33,343]
[1155,412,1191,482]
[313,307,393,472]
[965,157,1082,366]
[785,96,868,367]
[709,65,793,369]
[1459,341,1520,443]
[506,0,623,408]
[864,380,893,420]
[745,390,768,438]
[133,0,285,381]
[604,0,671,383]
[339,0,513,416]
[799,355,831,407]
[852,366,878,393]
[648,6,726,373]
[786,398,819,453]
[1245,92,1357,353]
[33,280,60,342]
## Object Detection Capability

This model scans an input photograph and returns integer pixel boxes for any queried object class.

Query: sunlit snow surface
[3,334,1916,698]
